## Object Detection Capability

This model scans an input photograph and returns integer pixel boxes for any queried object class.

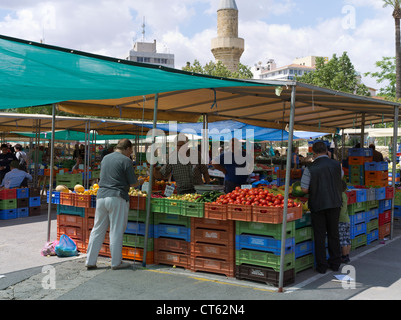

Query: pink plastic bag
[41,241,59,256]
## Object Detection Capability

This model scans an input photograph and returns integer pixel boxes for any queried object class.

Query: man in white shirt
[0,160,32,189]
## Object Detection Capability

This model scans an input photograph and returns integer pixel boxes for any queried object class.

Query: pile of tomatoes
[213,187,301,208]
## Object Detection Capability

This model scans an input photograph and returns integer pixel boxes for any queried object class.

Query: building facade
[129,39,175,69]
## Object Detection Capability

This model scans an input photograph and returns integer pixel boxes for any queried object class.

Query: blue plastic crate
[235,234,294,255]
[395,206,401,217]
[366,208,379,222]
[47,191,60,204]
[367,229,379,244]
[350,222,366,239]
[29,196,41,207]
[350,211,366,225]
[125,222,154,237]
[295,240,313,259]
[375,187,386,201]
[356,189,367,203]
[348,148,373,157]
[379,199,392,213]
[154,224,190,241]
[365,162,388,171]
[16,188,29,199]
[0,209,17,220]
[16,207,29,218]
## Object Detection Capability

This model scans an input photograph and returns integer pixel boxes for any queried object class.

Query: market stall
[1,34,401,291]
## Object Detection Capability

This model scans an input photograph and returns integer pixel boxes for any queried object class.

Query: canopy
[0,34,400,133]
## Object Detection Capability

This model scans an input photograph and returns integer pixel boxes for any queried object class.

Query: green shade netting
[14,130,146,141]
[0,35,267,109]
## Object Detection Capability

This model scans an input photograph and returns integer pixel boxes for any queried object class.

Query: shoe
[329,264,340,272]
[341,255,350,264]
[316,266,327,274]
[111,261,132,270]
[85,264,97,270]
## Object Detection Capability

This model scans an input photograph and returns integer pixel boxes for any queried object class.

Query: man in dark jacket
[301,141,343,274]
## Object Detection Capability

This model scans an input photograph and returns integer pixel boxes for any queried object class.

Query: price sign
[164,184,176,197]
[141,181,149,192]
[241,185,253,190]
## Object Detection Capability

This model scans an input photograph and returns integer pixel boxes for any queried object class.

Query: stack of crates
[191,217,235,278]
[294,212,314,274]
[364,162,389,187]
[347,187,368,250]
[394,190,401,220]
[0,187,41,220]
[235,221,296,287]
[348,148,373,185]
[0,189,17,220]
[378,198,392,240]
[28,187,41,217]
[16,188,30,218]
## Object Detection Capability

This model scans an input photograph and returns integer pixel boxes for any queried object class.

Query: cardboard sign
[241,185,253,190]
[164,184,176,197]
[141,181,150,192]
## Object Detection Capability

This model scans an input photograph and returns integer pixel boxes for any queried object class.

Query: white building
[128,39,175,69]
[252,58,315,81]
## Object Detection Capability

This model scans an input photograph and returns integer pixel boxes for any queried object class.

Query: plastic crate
[122,246,154,264]
[0,209,17,220]
[295,254,314,274]
[236,221,296,240]
[227,204,252,221]
[17,197,28,209]
[348,156,372,165]
[154,224,190,241]
[367,229,379,244]
[365,178,388,188]
[29,187,40,197]
[235,249,295,272]
[235,234,294,255]
[16,188,29,199]
[47,191,60,204]
[385,187,394,199]
[164,199,183,215]
[366,219,378,233]
[366,200,378,210]
[90,195,96,208]
[127,209,148,223]
[191,242,235,261]
[351,234,367,250]
[348,148,373,157]
[347,201,366,215]
[350,211,366,225]
[29,206,41,216]
[154,237,190,254]
[57,204,85,217]
[235,264,295,287]
[395,206,401,218]
[295,226,313,243]
[129,195,147,211]
[182,201,204,218]
[366,208,379,222]
[355,189,367,203]
[191,217,234,232]
[192,228,234,246]
[123,234,154,251]
[350,222,366,239]
[125,221,154,237]
[379,222,391,239]
[204,203,228,220]
[0,189,16,200]
[346,190,356,205]
[16,207,29,218]
[375,187,386,201]
[0,198,17,210]
[57,214,85,229]
[379,210,392,225]
[295,212,311,229]
[154,250,190,269]
[29,196,41,207]
[379,199,392,212]
[251,205,303,224]
[295,240,313,258]
[366,188,376,201]
[190,256,235,278]
[364,162,388,171]
[150,197,165,213]
[365,171,388,181]
[74,193,91,208]
[60,193,75,206]
[154,212,190,227]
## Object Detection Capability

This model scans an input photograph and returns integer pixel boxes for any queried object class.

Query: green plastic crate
[366,219,379,233]
[366,200,378,210]
[128,210,152,223]
[91,170,100,179]
[0,199,17,210]
[164,199,183,215]
[150,198,165,213]
[295,253,314,274]
[351,234,367,251]
[182,201,204,218]
[123,234,154,250]
[153,212,190,227]
[236,221,296,240]
[348,202,367,215]
[295,226,312,244]
[235,250,295,272]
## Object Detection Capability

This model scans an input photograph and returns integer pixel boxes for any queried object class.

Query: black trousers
[311,207,341,271]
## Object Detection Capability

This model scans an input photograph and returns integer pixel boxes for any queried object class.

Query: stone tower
[211,0,244,73]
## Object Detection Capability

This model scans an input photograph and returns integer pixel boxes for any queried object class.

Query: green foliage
[296,52,370,96]
[182,60,253,79]
[365,57,397,98]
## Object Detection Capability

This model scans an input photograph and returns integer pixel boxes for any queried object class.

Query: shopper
[0,160,32,189]
[339,180,351,264]
[85,139,141,270]
[300,141,343,274]
[291,146,300,169]
[211,138,251,193]
[0,144,17,183]
[14,144,28,172]
[154,136,201,194]
[369,144,384,162]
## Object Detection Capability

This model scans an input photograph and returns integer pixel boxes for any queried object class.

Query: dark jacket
[308,156,342,213]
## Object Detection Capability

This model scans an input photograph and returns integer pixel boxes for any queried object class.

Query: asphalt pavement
[1,205,401,308]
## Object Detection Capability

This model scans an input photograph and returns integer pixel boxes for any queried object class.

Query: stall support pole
[143,93,158,267]
[360,113,365,147]
[391,106,399,240]
[278,85,296,292]
[46,104,57,243]
[202,114,209,164]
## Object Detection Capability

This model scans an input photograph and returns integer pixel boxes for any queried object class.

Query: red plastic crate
[365,178,387,187]
[191,242,235,260]
[349,156,373,165]
[129,195,147,210]
[251,205,302,224]
[379,211,391,226]
[191,228,235,246]
[204,203,227,220]
[347,190,357,205]
[57,214,85,229]
[74,193,91,208]
[154,238,190,255]
[379,222,391,239]
[0,189,16,200]
[191,217,235,232]
[122,246,154,264]
[154,250,190,269]
[189,256,235,278]
[365,171,388,180]
[385,187,395,199]
[227,204,252,221]
[60,193,75,206]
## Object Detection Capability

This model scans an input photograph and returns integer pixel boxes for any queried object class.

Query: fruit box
[74,193,91,208]
[227,204,252,222]
[204,202,228,220]
[129,195,147,211]
[251,205,302,224]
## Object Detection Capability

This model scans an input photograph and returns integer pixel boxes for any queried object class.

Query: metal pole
[47,104,56,243]
[391,106,399,240]
[360,113,365,147]
[143,93,158,267]
[278,85,296,292]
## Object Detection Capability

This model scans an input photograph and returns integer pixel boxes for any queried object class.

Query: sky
[0,0,396,90]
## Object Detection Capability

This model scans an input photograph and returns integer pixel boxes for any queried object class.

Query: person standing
[14,144,28,172]
[85,139,141,270]
[301,141,343,274]
[0,144,17,183]
[369,144,384,162]
[339,180,351,264]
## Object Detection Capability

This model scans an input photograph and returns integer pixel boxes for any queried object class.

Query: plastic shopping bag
[55,234,78,257]
[40,240,59,256]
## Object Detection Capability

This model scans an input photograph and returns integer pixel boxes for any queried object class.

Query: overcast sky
[0,0,395,90]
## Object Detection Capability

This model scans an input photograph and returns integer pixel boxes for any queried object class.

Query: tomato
[288,203,293,208]
[245,201,251,205]
[277,195,284,200]
[274,199,281,205]
[260,199,267,205]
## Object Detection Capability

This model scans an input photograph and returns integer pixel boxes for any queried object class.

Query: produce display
[166,193,202,202]
[194,191,225,203]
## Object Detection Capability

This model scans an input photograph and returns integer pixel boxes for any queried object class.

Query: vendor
[154,136,208,194]
[211,138,250,193]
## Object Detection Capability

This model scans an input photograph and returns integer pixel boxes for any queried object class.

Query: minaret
[211,0,244,73]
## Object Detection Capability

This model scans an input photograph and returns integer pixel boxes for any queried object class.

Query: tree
[182,60,253,79]
[296,52,370,96]
[383,0,401,99]
[365,57,397,98]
